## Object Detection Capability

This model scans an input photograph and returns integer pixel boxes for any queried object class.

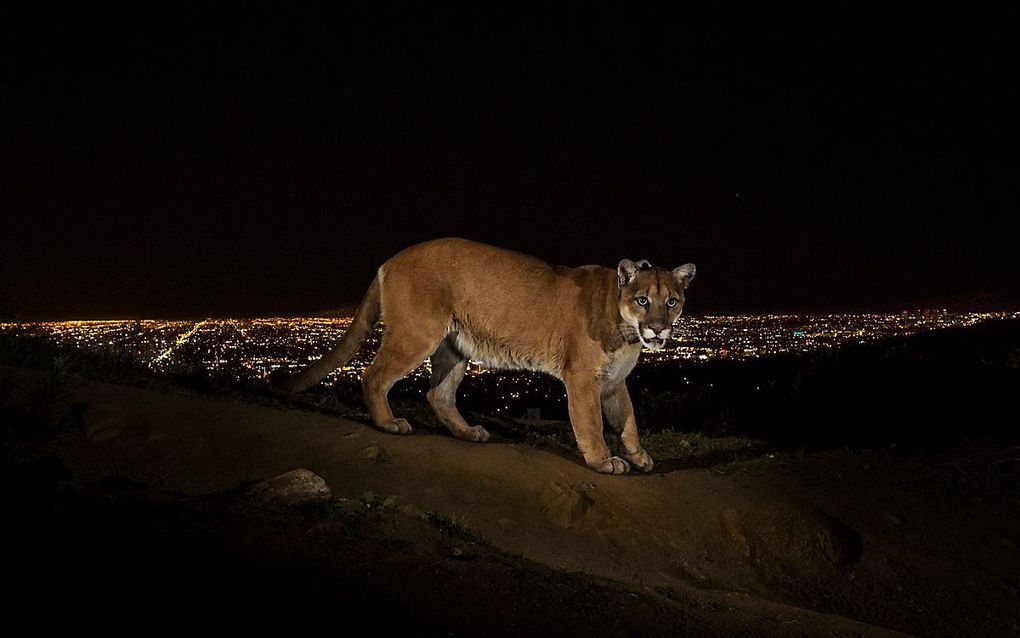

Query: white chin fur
[639,337,665,350]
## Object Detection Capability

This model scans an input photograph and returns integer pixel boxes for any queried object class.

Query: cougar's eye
[666,298,678,308]
[636,296,649,307]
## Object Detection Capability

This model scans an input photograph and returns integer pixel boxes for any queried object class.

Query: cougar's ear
[673,263,696,288]
[635,259,652,269]
[617,259,639,288]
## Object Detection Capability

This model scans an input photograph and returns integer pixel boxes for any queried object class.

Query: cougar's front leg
[602,382,654,472]
[563,369,630,475]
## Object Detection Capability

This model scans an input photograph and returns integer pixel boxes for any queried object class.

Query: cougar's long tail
[279,276,381,394]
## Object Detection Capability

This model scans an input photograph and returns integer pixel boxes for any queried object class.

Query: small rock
[359,445,384,460]
[245,469,331,509]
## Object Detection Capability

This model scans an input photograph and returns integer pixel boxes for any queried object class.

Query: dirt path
[18,368,1019,636]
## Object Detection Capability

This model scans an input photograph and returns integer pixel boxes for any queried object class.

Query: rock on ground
[244,469,331,509]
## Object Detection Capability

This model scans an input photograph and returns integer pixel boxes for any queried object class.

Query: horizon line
[5,308,1020,325]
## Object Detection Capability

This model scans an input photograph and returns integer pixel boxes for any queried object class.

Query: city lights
[3,311,1014,391]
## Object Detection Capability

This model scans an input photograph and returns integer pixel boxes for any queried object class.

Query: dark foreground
[2,321,1020,636]
[4,450,923,638]
[4,465,725,636]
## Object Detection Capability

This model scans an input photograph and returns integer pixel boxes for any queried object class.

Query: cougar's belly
[451,328,556,375]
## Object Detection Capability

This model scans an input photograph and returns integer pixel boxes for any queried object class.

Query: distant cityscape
[3,311,1015,386]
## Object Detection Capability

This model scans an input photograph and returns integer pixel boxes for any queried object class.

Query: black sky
[2,4,1018,319]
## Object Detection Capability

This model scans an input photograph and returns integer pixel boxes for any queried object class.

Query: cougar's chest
[599,343,641,387]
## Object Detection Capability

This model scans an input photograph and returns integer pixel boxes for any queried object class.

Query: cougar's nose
[647,321,668,334]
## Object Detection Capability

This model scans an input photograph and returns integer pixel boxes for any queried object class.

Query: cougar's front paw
[588,456,631,475]
[379,418,413,435]
[452,424,490,442]
[622,448,654,473]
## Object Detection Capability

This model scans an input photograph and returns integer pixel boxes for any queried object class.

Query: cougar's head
[617,259,696,350]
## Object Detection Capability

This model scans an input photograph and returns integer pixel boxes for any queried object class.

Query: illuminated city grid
[3,311,1015,387]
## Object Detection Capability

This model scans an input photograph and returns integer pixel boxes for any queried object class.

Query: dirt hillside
[6,366,1019,636]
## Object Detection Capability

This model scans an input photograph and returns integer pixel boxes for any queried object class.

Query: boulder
[245,468,331,509]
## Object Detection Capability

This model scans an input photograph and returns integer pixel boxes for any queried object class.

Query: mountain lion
[280,238,696,474]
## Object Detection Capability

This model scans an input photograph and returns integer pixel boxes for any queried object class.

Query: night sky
[2,5,1018,320]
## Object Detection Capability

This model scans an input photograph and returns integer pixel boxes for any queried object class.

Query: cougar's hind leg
[362,316,446,436]
[426,337,490,442]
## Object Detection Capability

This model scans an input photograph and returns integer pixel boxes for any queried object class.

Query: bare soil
[3,365,1019,636]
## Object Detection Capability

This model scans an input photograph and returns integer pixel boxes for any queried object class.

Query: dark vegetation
[631,318,1020,449]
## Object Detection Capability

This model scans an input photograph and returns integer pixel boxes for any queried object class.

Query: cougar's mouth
[641,335,665,349]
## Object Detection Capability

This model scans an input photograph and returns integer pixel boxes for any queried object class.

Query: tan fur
[282,238,695,475]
